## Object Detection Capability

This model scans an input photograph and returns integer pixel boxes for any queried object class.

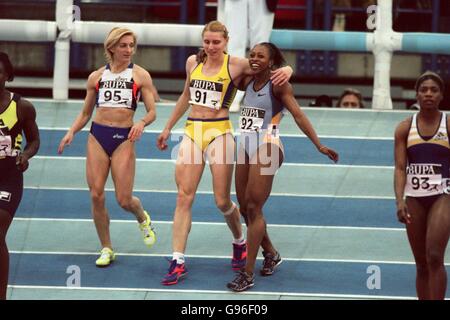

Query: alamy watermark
[66,265,81,287]
[366,5,377,30]
[366,265,381,290]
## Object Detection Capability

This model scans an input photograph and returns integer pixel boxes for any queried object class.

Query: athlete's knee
[116,195,134,211]
[416,261,428,276]
[90,189,105,205]
[244,193,263,215]
[218,200,236,216]
[176,189,195,209]
[427,250,444,270]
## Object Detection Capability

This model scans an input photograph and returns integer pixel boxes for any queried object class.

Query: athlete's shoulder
[395,116,413,138]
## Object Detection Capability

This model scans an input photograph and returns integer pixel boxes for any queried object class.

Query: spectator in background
[309,95,333,107]
[217,0,278,111]
[336,88,365,108]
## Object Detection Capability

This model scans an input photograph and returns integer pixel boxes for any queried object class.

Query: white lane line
[33,155,394,170]
[12,217,403,232]
[10,250,424,265]
[23,185,396,200]
[39,127,394,140]
[6,285,417,300]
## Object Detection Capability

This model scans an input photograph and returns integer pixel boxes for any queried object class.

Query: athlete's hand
[57,131,74,154]
[16,154,29,172]
[270,66,293,86]
[129,120,145,142]
[397,200,411,224]
[318,145,339,163]
[157,129,170,151]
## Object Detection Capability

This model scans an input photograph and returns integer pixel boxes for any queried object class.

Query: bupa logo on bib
[190,80,223,92]
[406,164,441,175]
[240,107,265,118]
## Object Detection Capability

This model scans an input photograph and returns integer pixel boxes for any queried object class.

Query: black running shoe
[260,251,282,276]
[227,270,255,292]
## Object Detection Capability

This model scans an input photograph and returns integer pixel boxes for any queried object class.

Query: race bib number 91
[189,80,223,110]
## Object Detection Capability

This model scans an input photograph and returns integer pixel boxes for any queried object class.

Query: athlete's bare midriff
[188,104,230,119]
[93,107,135,127]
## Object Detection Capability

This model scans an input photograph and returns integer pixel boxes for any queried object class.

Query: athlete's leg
[172,136,205,254]
[244,143,283,274]
[425,194,450,300]
[235,146,275,255]
[207,133,242,239]
[0,209,13,300]
[405,196,430,300]
[86,135,112,249]
[110,140,146,222]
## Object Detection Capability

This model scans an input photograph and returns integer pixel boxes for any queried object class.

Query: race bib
[189,80,223,110]
[405,163,443,196]
[0,135,12,157]
[239,106,266,132]
[97,88,133,108]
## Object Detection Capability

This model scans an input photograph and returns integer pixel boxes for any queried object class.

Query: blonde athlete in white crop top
[58,27,157,267]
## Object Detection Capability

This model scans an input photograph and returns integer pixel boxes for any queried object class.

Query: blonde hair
[104,27,137,63]
[202,20,229,39]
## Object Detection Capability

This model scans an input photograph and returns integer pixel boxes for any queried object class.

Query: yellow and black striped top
[189,54,237,110]
[0,93,23,158]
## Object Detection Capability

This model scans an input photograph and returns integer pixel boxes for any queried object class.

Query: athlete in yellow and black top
[394,71,450,300]
[0,52,40,300]
[184,53,237,150]
[156,21,293,286]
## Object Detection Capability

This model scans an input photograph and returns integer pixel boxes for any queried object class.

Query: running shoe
[260,251,282,276]
[161,259,187,285]
[227,270,255,292]
[140,210,156,248]
[95,247,115,267]
[231,242,247,270]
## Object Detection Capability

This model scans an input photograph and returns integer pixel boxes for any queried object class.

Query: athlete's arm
[57,70,99,154]
[157,55,195,150]
[16,99,40,172]
[394,118,412,224]
[275,83,338,162]
[128,66,156,142]
[233,56,293,86]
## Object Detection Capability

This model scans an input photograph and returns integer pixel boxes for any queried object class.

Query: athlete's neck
[0,89,11,110]
[109,60,130,73]
[204,54,224,67]
[419,109,441,122]
[253,69,271,89]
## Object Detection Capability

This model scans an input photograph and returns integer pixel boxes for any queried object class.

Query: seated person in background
[336,88,365,108]
[309,95,333,108]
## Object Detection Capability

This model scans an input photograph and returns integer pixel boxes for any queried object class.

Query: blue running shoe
[162,259,187,285]
[231,242,247,270]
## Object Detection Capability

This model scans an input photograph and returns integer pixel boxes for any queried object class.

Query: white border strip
[23,186,396,200]
[7,285,417,300]
[12,217,404,232]
[10,250,420,265]
[39,126,394,141]
[33,155,394,170]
